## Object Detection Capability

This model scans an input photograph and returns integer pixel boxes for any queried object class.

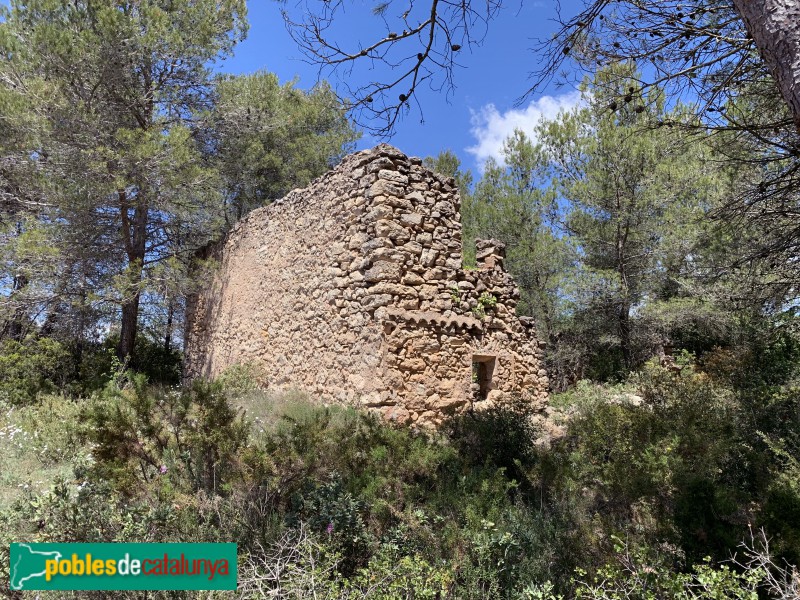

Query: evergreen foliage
[456,65,786,390]
[0,0,358,363]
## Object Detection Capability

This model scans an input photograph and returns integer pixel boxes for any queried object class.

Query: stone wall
[185,144,548,426]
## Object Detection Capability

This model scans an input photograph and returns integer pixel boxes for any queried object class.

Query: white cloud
[466,91,582,169]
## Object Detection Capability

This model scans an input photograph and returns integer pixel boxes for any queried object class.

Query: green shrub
[82,374,249,495]
[130,334,183,385]
[239,526,454,599]
[291,476,372,574]
[10,394,83,466]
[443,400,541,489]
[345,545,454,599]
[0,473,221,599]
[760,436,800,566]
[565,534,794,600]
[78,334,183,391]
[528,363,763,575]
[216,361,265,398]
[3,358,798,600]
[0,337,72,404]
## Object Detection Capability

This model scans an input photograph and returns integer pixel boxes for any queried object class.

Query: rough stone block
[402,272,425,286]
[375,219,411,244]
[399,212,423,226]
[368,247,405,263]
[367,180,405,198]
[378,169,409,185]
[400,357,426,371]
[402,241,423,255]
[434,200,455,216]
[370,282,418,298]
[364,205,393,222]
[406,191,426,204]
[366,156,395,173]
[364,261,401,282]
[374,195,413,210]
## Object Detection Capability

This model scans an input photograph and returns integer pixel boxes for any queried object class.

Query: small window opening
[472,354,496,401]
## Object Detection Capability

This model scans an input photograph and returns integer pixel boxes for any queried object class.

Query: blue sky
[221,0,585,174]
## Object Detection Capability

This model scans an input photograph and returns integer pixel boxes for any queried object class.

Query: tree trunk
[163,299,174,353]
[117,193,148,361]
[614,186,633,370]
[619,299,632,369]
[2,221,30,341]
[40,261,75,337]
[118,291,141,362]
[3,273,29,341]
[72,283,89,381]
[732,0,800,131]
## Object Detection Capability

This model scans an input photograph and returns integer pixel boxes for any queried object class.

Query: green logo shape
[9,543,237,591]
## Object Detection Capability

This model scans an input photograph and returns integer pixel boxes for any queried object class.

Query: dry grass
[0,395,85,511]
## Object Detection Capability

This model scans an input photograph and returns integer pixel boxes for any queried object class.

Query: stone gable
[185,144,548,426]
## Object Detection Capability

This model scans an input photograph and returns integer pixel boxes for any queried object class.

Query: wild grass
[0,395,84,511]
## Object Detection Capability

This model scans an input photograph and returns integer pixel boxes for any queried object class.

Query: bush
[0,337,72,404]
[760,436,800,566]
[82,374,249,495]
[216,361,265,398]
[78,334,183,391]
[239,525,454,599]
[565,533,798,600]
[442,400,542,489]
[0,330,184,403]
[525,362,768,579]
[130,334,183,385]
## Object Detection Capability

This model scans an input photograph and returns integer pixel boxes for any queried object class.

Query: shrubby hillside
[1,347,798,598]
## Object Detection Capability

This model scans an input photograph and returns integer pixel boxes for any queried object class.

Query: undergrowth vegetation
[1,342,798,598]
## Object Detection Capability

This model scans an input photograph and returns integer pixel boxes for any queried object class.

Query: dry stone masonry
[185,144,549,426]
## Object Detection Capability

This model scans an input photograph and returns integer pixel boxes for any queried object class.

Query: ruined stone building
[185,144,548,426]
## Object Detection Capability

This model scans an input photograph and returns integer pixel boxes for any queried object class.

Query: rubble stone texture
[185,144,549,426]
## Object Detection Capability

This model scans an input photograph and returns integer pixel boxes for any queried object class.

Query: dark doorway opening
[472,354,496,401]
